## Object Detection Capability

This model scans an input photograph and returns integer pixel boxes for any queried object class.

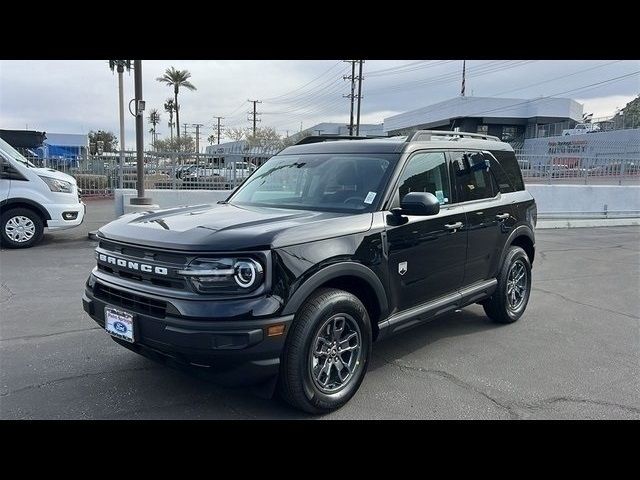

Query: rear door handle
[444,222,463,230]
[495,213,510,220]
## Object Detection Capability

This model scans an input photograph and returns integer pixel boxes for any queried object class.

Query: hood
[32,167,77,185]
[98,203,373,251]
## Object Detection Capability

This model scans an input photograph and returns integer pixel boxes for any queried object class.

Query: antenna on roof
[460,60,466,97]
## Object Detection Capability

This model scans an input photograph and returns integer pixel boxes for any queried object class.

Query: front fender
[281,261,389,319]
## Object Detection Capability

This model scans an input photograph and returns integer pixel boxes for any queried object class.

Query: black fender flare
[0,198,51,220]
[282,262,389,319]
[499,224,535,267]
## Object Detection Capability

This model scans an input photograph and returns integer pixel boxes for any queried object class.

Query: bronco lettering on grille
[98,253,168,275]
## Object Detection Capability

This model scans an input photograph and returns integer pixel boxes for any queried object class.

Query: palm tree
[148,109,161,150]
[164,98,176,140]
[156,67,196,139]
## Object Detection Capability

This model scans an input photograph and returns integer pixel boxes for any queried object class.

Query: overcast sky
[1,60,638,150]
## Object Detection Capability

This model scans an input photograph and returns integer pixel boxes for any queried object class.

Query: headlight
[39,176,73,193]
[178,257,264,294]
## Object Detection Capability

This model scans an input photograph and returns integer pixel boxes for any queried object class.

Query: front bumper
[82,284,293,384]
[46,201,86,230]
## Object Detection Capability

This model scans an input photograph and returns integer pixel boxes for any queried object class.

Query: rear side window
[490,150,525,191]
[484,152,514,193]
[451,152,497,202]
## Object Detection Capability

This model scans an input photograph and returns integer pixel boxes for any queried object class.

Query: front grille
[94,283,167,318]
[97,264,186,289]
[96,240,188,290]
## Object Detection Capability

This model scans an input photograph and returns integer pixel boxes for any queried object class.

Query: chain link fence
[28,145,282,196]
[516,154,640,185]
[26,143,640,197]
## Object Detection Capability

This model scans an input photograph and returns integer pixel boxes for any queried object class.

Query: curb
[536,218,640,229]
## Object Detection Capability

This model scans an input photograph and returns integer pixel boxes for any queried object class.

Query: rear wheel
[483,246,531,323]
[278,288,371,414]
[0,208,45,248]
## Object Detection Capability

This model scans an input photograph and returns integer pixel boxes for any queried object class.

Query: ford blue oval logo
[113,321,127,333]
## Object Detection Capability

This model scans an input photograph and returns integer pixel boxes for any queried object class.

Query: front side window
[451,151,498,202]
[229,153,398,212]
[397,151,450,205]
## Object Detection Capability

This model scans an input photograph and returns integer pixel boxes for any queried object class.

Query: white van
[0,138,85,248]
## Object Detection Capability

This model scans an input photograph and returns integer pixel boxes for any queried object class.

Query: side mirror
[397,192,440,216]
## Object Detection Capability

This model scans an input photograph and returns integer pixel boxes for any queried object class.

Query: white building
[383,96,583,144]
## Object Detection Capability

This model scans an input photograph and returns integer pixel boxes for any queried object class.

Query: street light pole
[117,67,125,189]
[130,60,152,207]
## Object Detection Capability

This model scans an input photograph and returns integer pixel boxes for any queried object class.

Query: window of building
[398,152,450,205]
[501,126,518,141]
[451,151,498,202]
[477,125,488,135]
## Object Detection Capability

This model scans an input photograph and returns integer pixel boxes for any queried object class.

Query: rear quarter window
[490,150,525,191]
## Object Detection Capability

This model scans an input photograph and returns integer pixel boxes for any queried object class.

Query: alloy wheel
[309,313,362,393]
[506,259,527,310]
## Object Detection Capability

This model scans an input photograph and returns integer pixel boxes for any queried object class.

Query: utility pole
[130,60,152,208]
[355,60,364,136]
[213,116,224,144]
[183,124,188,137]
[192,123,204,154]
[247,100,262,135]
[344,60,357,136]
[461,60,466,97]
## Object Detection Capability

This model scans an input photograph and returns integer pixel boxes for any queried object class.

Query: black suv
[83,130,536,413]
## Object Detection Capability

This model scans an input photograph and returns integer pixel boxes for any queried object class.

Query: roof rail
[295,135,371,145]
[406,130,500,142]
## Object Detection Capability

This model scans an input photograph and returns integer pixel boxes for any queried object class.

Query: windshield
[0,138,36,167]
[229,153,399,212]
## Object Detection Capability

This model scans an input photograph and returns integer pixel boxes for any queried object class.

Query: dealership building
[383,96,584,146]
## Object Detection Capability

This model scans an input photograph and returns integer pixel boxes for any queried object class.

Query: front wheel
[483,246,532,324]
[278,288,372,414]
[0,208,45,248]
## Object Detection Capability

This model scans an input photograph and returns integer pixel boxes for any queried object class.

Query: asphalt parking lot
[1,199,638,419]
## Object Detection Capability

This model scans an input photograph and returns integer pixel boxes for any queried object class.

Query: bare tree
[225,127,247,142]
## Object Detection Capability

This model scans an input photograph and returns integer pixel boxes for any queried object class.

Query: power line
[263,67,350,107]
[387,61,629,124]
[262,61,343,102]
[366,60,535,96]
[366,60,456,77]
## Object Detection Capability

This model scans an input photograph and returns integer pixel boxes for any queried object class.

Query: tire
[278,288,372,414]
[483,246,531,324]
[0,207,45,249]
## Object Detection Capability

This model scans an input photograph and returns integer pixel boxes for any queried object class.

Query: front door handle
[444,222,463,230]
[495,213,510,220]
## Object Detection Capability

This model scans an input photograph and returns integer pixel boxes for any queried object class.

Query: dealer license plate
[105,307,135,343]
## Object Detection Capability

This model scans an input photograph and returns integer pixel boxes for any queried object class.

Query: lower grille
[94,283,167,318]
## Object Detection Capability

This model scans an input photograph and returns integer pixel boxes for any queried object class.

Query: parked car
[0,137,85,248]
[83,130,536,413]
[562,123,600,136]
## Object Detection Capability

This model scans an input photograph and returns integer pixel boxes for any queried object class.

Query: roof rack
[295,135,371,145]
[406,130,500,142]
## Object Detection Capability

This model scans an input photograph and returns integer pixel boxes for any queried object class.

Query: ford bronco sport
[82,130,536,413]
